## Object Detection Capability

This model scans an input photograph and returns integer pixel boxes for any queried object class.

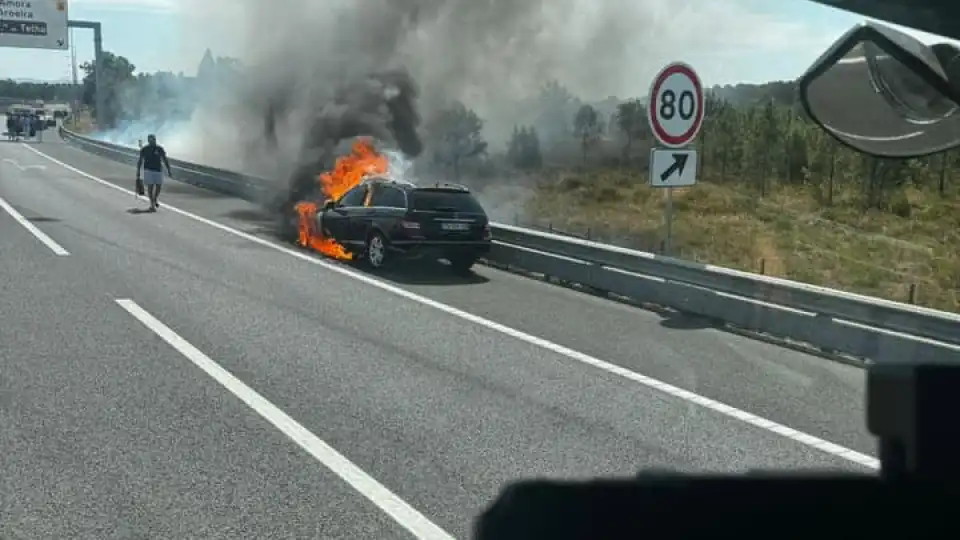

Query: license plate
[441,222,470,231]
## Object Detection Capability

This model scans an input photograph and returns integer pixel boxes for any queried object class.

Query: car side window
[371,186,406,208]
[338,185,367,207]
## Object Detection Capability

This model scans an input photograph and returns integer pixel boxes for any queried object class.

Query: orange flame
[294,138,389,261]
[294,200,353,260]
[320,138,388,201]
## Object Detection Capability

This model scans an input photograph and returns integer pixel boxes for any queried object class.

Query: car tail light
[401,220,420,229]
[483,224,492,239]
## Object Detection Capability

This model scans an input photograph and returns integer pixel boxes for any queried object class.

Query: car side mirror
[323,200,337,211]
[799,21,960,158]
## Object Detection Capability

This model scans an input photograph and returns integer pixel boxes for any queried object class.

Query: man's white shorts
[143,169,164,186]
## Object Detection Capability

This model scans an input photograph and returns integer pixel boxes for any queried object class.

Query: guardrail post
[663,187,674,255]
[760,258,766,275]
[909,283,918,304]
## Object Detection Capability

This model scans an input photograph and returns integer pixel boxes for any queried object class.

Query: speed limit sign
[647,62,704,148]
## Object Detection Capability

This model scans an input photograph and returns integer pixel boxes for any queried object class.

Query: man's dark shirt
[140,144,166,172]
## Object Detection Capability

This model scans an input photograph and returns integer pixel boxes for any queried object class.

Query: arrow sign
[649,149,697,188]
[659,153,689,182]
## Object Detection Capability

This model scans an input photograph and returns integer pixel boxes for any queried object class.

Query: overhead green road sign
[0,0,69,50]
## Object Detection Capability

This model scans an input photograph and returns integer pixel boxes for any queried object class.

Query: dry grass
[527,167,960,313]
[66,109,96,134]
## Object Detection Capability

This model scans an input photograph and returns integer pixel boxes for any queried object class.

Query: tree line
[8,49,955,215]
[429,83,957,216]
[0,79,78,102]
[73,51,224,128]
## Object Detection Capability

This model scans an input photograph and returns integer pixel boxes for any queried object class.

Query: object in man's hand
[135,177,144,196]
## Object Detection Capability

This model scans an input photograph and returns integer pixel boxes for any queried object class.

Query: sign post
[68,20,105,131]
[647,61,704,255]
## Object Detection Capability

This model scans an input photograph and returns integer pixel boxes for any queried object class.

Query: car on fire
[296,177,493,273]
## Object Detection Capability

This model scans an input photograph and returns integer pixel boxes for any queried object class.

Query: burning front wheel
[363,232,390,270]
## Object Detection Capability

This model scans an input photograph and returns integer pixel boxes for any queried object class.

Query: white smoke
[383,149,416,184]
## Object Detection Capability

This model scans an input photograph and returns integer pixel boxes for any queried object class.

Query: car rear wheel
[447,254,477,274]
[364,232,389,270]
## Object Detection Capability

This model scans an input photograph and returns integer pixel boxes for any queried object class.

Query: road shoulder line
[0,195,69,255]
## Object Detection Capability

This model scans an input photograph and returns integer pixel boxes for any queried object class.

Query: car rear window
[410,190,485,213]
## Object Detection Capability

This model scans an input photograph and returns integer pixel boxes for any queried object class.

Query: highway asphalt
[2,136,876,538]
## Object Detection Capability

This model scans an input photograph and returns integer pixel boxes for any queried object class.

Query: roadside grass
[527,167,960,313]
[66,110,96,134]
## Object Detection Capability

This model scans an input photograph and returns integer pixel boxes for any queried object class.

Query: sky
[1,0,957,90]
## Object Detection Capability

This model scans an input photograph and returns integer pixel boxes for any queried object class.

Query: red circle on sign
[647,63,704,147]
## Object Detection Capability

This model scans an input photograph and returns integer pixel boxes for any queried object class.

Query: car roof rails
[361,175,417,188]
[429,182,470,191]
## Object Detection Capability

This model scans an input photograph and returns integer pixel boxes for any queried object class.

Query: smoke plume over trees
[30,0,956,312]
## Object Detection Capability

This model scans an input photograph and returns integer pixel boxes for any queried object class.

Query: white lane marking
[0,196,69,256]
[115,298,455,540]
[2,158,46,171]
[27,143,880,470]
[824,124,923,142]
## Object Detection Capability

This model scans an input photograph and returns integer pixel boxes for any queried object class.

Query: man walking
[136,134,172,212]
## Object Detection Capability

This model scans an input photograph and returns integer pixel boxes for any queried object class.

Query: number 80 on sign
[647,62,704,148]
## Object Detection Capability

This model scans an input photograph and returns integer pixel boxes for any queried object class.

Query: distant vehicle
[293,178,493,272]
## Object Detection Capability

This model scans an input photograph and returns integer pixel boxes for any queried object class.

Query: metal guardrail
[59,127,960,364]
[60,130,271,201]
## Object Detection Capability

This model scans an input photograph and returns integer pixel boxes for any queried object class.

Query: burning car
[289,138,492,272]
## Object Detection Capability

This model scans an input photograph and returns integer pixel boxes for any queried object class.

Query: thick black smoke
[169,0,818,227]
[262,68,423,212]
